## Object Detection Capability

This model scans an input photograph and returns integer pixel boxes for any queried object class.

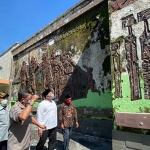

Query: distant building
[0,42,20,92]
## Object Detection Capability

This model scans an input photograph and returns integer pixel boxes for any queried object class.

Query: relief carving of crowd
[19,50,98,103]
[110,0,138,12]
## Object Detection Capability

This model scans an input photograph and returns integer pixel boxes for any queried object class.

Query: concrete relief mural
[12,7,110,103]
[110,2,150,148]
[110,0,138,12]
[138,8,150,99]
[110,0,150,114]
[13,50,98,103]
[111,42,122,98]
[122,14,141,100]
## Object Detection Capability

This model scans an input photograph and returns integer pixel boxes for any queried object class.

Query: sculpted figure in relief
[29,56,39,94]
[20,61,28,90]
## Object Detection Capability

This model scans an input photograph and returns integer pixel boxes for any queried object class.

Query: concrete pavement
[30,125,112,150]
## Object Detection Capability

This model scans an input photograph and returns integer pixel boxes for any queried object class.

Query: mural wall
[11,1,113,138]
[12,2,111,108]
[110,0,150,112]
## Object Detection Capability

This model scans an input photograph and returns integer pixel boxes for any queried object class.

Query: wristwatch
[28,101,34,106]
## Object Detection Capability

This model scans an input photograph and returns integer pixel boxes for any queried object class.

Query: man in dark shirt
[59,95,79,150]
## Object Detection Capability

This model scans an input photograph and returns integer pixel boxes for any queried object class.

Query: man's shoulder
[10,101,24,112]
[11,102,19,109]
[38,100,50,107]
[38,100,45,106]
[71,103,75,107]
[60,103,65,107]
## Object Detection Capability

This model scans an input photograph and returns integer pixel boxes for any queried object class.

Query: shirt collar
[45,99,53,103]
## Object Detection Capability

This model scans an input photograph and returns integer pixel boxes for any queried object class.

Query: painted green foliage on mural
[113,75,150,113]
[48,7,109,54]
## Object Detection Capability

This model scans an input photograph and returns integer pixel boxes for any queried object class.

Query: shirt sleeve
[58,104,63,124]
[74,108,78,122]
[72,104,78,122]
[36,103,44,126]
[9,106,22,122]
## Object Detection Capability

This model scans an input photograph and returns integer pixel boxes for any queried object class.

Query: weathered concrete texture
[72,118,113,139]
[31,125,112,150]
[112,130,150,150]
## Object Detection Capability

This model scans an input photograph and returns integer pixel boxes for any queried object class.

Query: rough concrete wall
[12,1,112,138]
[110,0,150,113]
[110,1,150,148]
[113,130,150,150]
[12,1,111,109]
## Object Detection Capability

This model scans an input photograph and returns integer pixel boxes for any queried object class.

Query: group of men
[0,89,79,150]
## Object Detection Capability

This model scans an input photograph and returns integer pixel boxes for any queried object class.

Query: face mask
[1,99,8,107]
[51,94,55,100]
[65,99,71,105]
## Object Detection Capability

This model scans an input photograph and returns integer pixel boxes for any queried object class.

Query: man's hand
[61,123,65,130]
[39,124,47,130]
[31,95,39,103]
[38,129,43,137]
[76,122,79,128]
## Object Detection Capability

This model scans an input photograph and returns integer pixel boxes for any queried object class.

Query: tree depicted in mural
[29,55,39,94]
[138,8,150,99]
[111,42,122,98]
[122,14,141,100]
[20,61,28,90]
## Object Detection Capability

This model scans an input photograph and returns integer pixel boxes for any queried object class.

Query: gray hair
[18,90,29,101]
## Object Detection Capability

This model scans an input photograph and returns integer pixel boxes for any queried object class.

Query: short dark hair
[4,93,9,99]
[18,90,29,101]
[65,95,71,99]
[42,89,52,98]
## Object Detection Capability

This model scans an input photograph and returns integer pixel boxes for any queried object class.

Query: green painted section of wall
[72,90,112,109]
[33,102,39,107]
[113,75,150,113]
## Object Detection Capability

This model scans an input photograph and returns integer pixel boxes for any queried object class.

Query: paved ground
[30,125,112,150]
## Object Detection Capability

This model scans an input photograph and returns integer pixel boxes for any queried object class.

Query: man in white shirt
[36,89,57,150]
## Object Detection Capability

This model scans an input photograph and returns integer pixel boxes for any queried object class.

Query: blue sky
[0,0,80,54]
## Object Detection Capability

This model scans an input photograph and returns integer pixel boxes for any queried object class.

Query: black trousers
[36,127,56,150]
[0,140,7,150]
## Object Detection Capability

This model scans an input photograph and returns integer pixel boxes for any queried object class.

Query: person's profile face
[0,97,4,104]
[46,92,53,100]
[22,94,32,107]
